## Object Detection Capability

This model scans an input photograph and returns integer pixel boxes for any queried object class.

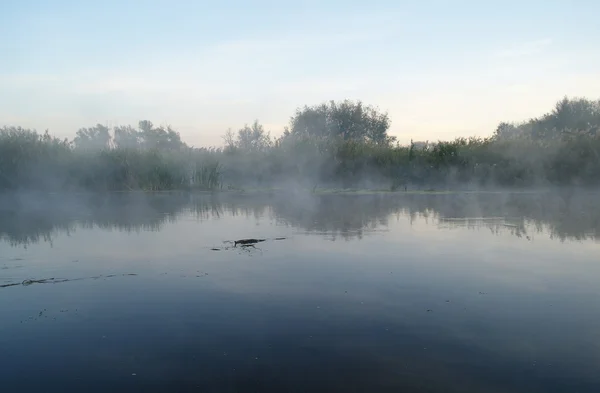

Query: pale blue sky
[2,0,599,145]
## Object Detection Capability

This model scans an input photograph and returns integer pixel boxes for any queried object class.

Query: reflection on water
[1,191,600,246]
[1,191,600,393]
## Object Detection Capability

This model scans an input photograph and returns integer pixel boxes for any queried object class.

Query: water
[1,191,600,393]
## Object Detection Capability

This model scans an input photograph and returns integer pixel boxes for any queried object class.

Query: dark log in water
[234,238,266,246]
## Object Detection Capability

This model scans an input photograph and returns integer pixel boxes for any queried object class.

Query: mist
[3,190,600,249]
[4,99,600,392]
[1,96,600,195]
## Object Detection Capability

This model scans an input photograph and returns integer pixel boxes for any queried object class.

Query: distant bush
[0,125,221,192]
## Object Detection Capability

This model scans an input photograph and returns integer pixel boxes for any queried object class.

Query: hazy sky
[2,0,600,146]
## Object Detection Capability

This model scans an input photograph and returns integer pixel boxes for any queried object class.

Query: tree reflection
[1,191,599,246]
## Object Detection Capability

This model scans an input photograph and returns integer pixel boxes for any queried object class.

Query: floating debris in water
[0,273,138,289]
[209,237,287,254]
[234,238,266,246]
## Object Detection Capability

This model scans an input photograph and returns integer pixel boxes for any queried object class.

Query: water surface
[1,191,600,392]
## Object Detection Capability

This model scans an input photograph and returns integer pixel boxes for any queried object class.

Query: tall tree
[113,121,186,150]
[289,100,394,144]
[495,97,600,140]
[234,120,272,152]
[73,124,111,149]
[113,125,141,149]
[137,121,185,150]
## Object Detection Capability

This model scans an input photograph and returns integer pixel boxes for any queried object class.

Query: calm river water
[1,191,599,392]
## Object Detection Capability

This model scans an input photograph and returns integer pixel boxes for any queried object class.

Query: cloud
[491,38,553,59]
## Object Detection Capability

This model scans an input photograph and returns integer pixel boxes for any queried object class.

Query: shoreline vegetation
[1,96,600,193]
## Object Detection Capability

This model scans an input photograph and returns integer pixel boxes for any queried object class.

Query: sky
[2,0,600,146]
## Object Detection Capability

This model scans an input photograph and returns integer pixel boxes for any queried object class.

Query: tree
[493,122,522,140]
[222,128,236,151]
[137,120,185,151]
[499,97,600,140]
[236,120,272,152]
[288,99,394,144]
[547,96,600,132]
[222,120,272,152]
[113,125,141,149]
[113,121,186,150]
[73,124,111,150]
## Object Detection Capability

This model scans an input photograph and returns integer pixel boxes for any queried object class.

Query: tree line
[1,96,600,192]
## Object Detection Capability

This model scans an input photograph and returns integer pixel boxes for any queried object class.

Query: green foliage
[0,126,220,192]
[494,96,600,140]
[112,121,185,150]
[218,124,600,189]
[232,120,272,152]
[0,127,71,190]
[3,96,600,192]
[289,99,393,144]
[73,124,111,150]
